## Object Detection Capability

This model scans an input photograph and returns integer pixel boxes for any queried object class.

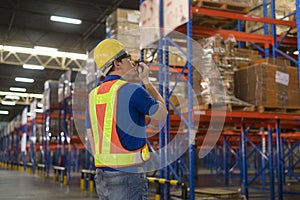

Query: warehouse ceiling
[0,0,140,123]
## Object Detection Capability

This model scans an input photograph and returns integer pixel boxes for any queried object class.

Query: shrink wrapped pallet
[195,35,237,104]
[43,80,59,111]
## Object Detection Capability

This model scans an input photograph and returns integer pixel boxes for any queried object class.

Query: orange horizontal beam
[176,25,297,46]
[191,7,296,27]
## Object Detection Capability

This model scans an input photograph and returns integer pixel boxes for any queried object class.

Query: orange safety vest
[88,79,150,168]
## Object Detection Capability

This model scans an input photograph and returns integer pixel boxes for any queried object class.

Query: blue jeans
[94,169,148,200]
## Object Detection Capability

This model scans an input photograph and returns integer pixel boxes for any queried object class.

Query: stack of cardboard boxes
[106,8,141,58]
[235,58,300,109]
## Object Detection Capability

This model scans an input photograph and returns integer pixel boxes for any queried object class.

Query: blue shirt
[86,75,158,151]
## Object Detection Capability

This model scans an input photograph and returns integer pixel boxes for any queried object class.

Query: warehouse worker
[87,38,168,200]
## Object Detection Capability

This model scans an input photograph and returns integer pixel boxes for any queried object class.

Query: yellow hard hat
[94,38,125,70]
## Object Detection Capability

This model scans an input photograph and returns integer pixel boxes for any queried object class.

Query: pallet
[196,103,255,111]
[195,0,251,14]
[195,188,242,199]
[258,106,300,114]
[193,14,235,28]
[280,27,297,37]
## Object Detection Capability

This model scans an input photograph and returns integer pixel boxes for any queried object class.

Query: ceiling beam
[0,47,86,70]
[0,91,43,106]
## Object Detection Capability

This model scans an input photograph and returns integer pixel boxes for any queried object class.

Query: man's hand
[136,62,150,84]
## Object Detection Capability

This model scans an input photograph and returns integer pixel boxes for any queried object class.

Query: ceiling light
[34,46,58,53]
[2,45,88,60]
[5,95,20,100]
[50,15,82,25]
[2,101,16,106]
[9,87,26,92]
[15,77,34,83]
[23,64,45,70]
[0,91,42,99]
[0,110,9,115]
[294,51,299,55]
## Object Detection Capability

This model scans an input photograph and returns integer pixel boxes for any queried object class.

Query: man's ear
[113,60,121,69]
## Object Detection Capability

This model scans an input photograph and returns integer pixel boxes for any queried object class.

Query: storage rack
[138,0,300,199]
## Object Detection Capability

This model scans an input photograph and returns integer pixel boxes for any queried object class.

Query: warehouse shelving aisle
[138,0,300,199]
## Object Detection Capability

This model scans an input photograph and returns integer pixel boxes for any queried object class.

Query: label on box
[127,13,139,23]
[275,71,289,86]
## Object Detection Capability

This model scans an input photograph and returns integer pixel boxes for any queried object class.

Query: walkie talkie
[135,59,144,74]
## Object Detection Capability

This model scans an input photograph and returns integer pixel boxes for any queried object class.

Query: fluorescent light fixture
[50,15,82,25]
[294,51,299,55]
[23,64,45,70]
[5,95,20,100]
[0,110,9,115]
[34,46,58,52]
[2,101,16,106]
[0,91,43,99]
[2,45,88,60]
[9,87,27,92]
[15,77,34,83]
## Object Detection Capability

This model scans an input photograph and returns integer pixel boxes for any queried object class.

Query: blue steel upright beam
[163,38,171,200]
[270,0,277,58]
[267,124,275,200]
[263,0,270,57]
[241,123,249,199]
[16,125,20,169]
[237,20,244,48]
[276,119,283,200]
[187,0,195,198]
[223,136,229,185]
[158,0,166,199]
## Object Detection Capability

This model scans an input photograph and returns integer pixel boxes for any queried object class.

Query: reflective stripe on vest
[88,79,150,168]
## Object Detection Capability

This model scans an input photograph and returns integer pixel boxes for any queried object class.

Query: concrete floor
[0,169,98,200]
[1,168,300,200]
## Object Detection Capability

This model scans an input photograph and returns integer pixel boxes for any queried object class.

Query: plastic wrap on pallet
[235,58,300,108]
[64,70,72,99]
[195,35,235,104]
[86,50,97,88]
[58,70,72,103]
[43,80,59,111]
[58,74,64,103]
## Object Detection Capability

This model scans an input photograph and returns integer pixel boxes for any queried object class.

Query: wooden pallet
[195,0,251,14]
[257,106,300,114]
[228,104,255,112]
[193,14,235,28]
[195,188,242,199]
[196,103,255,111]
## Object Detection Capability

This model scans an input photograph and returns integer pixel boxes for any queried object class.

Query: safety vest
[88,79,150,168]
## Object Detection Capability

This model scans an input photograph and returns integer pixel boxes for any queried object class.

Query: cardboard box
[235,60,299,108]
[106,8,140,27]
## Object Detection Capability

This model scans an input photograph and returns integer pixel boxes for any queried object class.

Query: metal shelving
[139,0,300,199]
